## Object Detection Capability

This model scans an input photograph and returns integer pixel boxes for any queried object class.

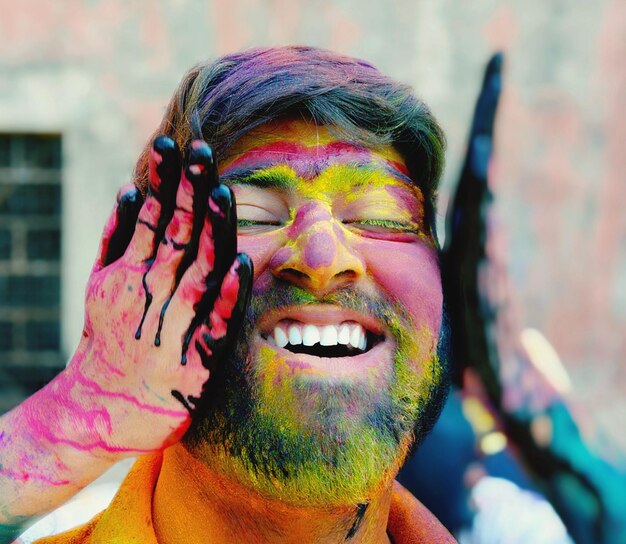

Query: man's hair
[134,46,446,228]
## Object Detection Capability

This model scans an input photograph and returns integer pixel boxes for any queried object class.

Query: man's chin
[182,289,449,506]
[183,347,446,507]
[183,396,413,507]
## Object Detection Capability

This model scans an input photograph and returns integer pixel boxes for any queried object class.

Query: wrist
[23,364,122,470]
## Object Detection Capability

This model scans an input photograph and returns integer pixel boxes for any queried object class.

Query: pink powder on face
[225,122,443,356]
[288,202,325,234]
[227,141,409,181]
[384,185,425,224]
[303,231,336,269]
[332,223,347,242]
[268,247,293,270]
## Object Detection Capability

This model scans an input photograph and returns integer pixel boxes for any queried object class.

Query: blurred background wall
[0,0,624,459]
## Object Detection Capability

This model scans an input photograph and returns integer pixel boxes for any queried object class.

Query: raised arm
[0,137,251,541]
[443,53,626,544]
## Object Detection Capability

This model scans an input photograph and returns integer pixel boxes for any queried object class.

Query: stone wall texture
[0,0,624,456]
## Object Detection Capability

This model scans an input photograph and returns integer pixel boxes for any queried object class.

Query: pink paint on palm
[209,264,242,338]
[0,466,70,486]
[71,371,188,418]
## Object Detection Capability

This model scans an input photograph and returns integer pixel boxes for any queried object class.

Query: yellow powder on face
[231,163,424,230]
[254,344,320,434]
[296,164,405,199]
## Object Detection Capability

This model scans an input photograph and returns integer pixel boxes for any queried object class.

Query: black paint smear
[154,297,171,347]
[179,271,224,365]
[179,250,250,370]
[135,268,153,340]
[134,137,181,340]
[171,240,188,251]
[137,218,157,232]
[345,502,369,540]
[104,188,143,266]
[171,389,200,413]
[154,143,215,346]
[180,184,237,365]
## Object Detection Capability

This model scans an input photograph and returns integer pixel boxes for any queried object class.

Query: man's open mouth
[261,319,385,358]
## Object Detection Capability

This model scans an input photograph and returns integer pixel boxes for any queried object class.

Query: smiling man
[0,47,453,543]
[192,118,446,500]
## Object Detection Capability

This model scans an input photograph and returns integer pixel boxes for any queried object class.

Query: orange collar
[36,453,455,544]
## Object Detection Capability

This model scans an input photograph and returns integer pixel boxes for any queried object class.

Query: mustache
[244,280,408,331]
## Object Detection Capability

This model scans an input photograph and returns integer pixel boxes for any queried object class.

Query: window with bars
[0,134,64,413]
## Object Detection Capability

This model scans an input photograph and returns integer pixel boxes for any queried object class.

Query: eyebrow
[219,166,298,189]
[220,161,414,189]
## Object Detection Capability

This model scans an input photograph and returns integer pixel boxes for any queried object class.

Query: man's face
[183,119,447,506]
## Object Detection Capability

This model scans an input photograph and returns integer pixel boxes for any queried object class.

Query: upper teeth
[268,321,368,351]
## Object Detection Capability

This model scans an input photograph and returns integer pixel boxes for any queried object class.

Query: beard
[182,280,449,507]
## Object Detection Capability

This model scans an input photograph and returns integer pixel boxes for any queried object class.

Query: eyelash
[237,219,281,227]
[345,219,420,234]
[236,218,422,243]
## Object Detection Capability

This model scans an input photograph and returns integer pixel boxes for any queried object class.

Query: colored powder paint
[302,231,336,269]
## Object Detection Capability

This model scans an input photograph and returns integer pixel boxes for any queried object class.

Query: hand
[44,136,252,457]
[442,52,503,394]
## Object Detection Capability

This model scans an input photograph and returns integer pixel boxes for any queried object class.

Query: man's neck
[153,444,393,544]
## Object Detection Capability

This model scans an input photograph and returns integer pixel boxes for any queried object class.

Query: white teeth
[302,324,321,346]
[270,321,371,353]
[349,326,362,349]
[337,324,351,345]
[288,324,303,345]
[320,325,338,346]
[274,327,288,348]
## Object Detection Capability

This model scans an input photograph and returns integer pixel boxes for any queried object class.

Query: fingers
[183,253,253,369]
[444,52,503,254]
[172,181,237,303]
[171,182,243,366]
[93,184,143,273]
[207,253,253,343]
[175,141,217,284]
[125,136,182,265]
[148,141,218,346]
[473,53,503,138]
[169,254,252,414]
[445,53,503,253]
[207,183,238,278]
[147,141,216,297]
[103,186,144,267]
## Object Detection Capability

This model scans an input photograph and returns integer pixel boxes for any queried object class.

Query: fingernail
[153,135,177,154]
[187,141,215,179]
[208,184,232,219]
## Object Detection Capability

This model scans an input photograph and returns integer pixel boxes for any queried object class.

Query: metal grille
[0,134,64,413]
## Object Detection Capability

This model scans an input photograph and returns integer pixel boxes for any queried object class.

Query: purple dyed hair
[134,46,446,223]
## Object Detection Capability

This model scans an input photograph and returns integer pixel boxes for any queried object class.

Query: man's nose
[269,203,365,296]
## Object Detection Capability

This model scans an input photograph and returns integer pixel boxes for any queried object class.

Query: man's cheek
[236,234,281,284]
[357,240,443,335]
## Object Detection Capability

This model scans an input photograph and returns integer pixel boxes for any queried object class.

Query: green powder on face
[198,314,446,507]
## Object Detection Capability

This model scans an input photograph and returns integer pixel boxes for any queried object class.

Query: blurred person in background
[399,54,626,544]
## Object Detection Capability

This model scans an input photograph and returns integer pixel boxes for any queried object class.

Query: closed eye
[237,218,283,233]
[344,219,421,234]
[236,203,284,233]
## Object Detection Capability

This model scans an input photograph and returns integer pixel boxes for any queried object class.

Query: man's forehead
[219,119,411,181]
